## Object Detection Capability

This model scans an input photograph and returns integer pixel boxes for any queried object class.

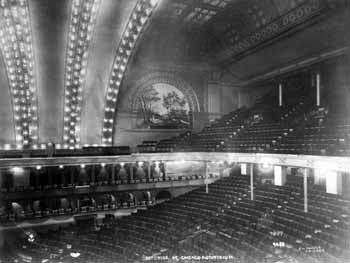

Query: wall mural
[131,83,192,129]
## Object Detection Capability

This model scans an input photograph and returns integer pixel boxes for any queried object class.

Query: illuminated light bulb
[4,144,11,150]
[59,165,64,169]
[80,164,85,168]
[145,8,152,16]
[101,163,106,167]
[11,167,24,174]
[36,165,42,170]
[140,16,147,25]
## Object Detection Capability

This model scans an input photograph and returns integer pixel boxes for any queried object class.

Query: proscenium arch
[129,71,201,114]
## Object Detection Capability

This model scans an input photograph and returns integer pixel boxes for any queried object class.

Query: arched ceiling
[0,0,348,149]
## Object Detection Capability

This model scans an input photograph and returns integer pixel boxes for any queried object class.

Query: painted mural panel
[131,83,191,129]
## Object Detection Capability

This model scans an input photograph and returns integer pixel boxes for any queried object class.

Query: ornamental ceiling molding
[217,0,336,64]
[101,0,159,146]
[127,71,201,114]
[0,0,38,149]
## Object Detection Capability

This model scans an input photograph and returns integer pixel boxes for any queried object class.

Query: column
[316,73,321,107]
[111,164,116,183]
[274,166,286,186]
[47,167,53,186]
[91,165,95,184]
[250,164,254,200]
[205,161,209,194]
[278,83,283,107]
[0,169,3,189]
[35,169,40,187]
[148,162,152,181]
[70,167,75,185]
[304,168,308,213]
[163,162,167,180]
[129,163,134,182]
[59,166,65,186]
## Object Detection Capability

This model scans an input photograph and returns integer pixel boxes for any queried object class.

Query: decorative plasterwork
[62,0,100,149]
[217,0,335,64]
[0,0,38,149]
[101,0,159,146]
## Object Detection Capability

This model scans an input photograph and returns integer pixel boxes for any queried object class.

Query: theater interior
[0,0,350,262]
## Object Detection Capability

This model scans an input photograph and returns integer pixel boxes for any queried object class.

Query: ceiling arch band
[62,0,100,149]
[0,0,38,149]
[101,0,159,146]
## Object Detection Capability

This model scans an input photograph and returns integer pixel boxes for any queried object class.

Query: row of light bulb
[0,142,120,150]
[0,0,38,146]
[102,0,159,145]
[63,0,100,148]
[11,161,163,173]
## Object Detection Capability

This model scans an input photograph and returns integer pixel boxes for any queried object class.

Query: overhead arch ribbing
[101,0,159,146]
[0,0,38,149]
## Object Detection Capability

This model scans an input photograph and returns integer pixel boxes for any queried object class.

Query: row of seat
[143,96,350,156]
[2,171,349,263]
